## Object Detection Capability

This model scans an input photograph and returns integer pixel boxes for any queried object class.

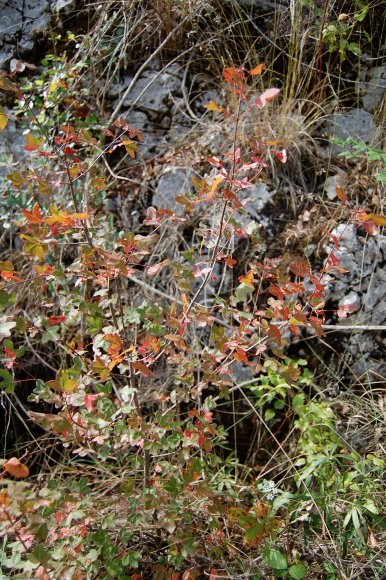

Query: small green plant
[322,2,370,61]
[337,137,386,183]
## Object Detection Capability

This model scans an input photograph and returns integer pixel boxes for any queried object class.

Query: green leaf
[28,544,51,565]
[122,550,141,568]
[264,408,276,421]
[262,547,288,570]
[123,306,141,324]
[292,393,305,409]
[376,172,386,183]
[0,369,15,393]
[232,282,254,304]
[289,563,308,579]
[41,326,60,344]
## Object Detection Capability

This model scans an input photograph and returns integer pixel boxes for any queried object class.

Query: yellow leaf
[203,100,224,112]
[0,106,8,131]
[93,177,107,191]
[239,271,254,287]
[250,63,266,76]
[20,234,45,260]
[122,140,138,159]
[366,213,386,226]
[37,178,53,195]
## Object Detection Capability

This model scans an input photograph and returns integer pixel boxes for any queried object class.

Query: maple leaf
[337,303,358,319]
[47,315,67,325]
[20,234,45,259]
[147,260,169,277]
[84,393,102,413]
[275,149,287,163]
[289,258,310,277]
[0,73,23,98]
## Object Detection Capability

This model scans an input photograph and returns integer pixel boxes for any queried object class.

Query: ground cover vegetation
[0,0,385,578]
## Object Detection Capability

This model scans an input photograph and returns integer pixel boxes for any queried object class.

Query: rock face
[325,110,377,155]
[1,0,50,63]
[153,168,193,214]
[324,224,386,382]
[114,65,182,114]
[0,0,79,69]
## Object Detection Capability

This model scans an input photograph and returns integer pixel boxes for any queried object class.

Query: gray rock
[232,361,254,384]
[325,109,376,155]
[153,168,193,214]
[0,108,27,178]
[1,6,23,44]
[23,1,49,20]
[338,291,361,311]
[360,66,386,113]
[363,281,385,313]
[118,65,182,114]
[238,182,274,218]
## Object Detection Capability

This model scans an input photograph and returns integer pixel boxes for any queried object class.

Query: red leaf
[275,149,287,163]
[254,87,280,109]
[234,347,248,363]
[223,66,245,87]
[84,394,101,413]
[289,258,310,277]
[48,315,66,325]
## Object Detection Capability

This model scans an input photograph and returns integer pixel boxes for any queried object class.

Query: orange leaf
[132,361,153,376]
[336,186,348,203]
[21,204,43,224]
[203,100,224,112]
[234,347,248,363]
[250,63,266,76]
[4,457,29,478]
[203,175,224,201]
[239,271,254,287]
